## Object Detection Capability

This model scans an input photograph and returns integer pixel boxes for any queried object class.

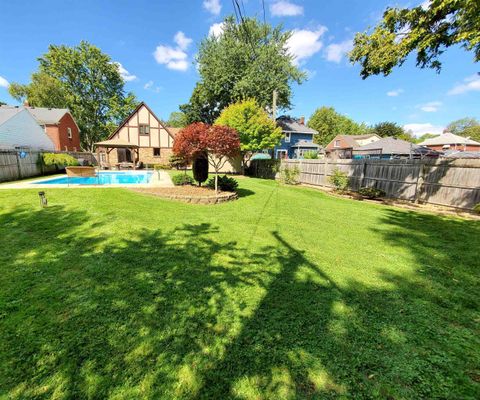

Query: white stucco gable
[0,107,55,150]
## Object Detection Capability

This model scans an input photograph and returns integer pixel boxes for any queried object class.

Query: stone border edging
[144,191,238,204]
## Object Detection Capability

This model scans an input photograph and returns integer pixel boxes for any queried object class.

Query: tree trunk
[215,173,218,195]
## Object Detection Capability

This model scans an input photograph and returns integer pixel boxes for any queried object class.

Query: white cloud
[209,22,225,38]
[387,88,404,97]
[324,39,353,63]
[114,62,137,82]
[144,80,161,93]
[403,123,444,137]
[174,31,193,51]
[270,1,303,17]
[287,27,328,65]
[203,0,221,15]
[418,101,442,112]
[448,74,480,95]
[0,75,10,88]
[153,32,193,72]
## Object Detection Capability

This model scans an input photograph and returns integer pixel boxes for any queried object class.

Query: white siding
[0,109,55,150]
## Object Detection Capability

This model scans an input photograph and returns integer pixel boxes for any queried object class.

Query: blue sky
[0,0,478,136]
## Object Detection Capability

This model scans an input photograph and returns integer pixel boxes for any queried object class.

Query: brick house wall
[44,113,81,151]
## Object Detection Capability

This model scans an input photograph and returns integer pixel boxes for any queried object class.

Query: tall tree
[166,111,188,128]
[446,117,479,135]
[350,1,480,78]
[9,41,138,151]
[9,72,67,108]
[180,16,306,124]
[307,107,370,146]
[215,99,283,168]
[371,121,412,141]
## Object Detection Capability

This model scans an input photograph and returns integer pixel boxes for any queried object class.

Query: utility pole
[272,89,277,121]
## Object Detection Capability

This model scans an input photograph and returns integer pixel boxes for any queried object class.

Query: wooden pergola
[95,139,140,170]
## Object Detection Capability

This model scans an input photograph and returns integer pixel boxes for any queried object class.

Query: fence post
[324,157,328,187]
[15,151,22,180]
[360,159,367,189]
[414,161,425,203]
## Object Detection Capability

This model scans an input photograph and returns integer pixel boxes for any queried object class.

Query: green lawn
[0,178,478,399]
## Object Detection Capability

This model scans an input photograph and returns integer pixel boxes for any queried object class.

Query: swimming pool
[32,171,153,186]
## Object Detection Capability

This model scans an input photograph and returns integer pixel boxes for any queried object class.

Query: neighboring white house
[0,106,55,150]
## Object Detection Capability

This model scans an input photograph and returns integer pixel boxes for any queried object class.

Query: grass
[0,178,478,399]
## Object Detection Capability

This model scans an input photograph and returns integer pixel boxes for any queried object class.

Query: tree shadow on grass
[236,188,255,198]
[0,204,479,399]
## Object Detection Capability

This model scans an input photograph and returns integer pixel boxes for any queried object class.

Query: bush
[169,155,187,170]
[193,156,209,186]
[303,151,318,159]
[329,168,349,192]
[42,153,79,167]
[171,174,195,186]
[246,159,280,179]
[358,187,386,199]
[474,203,480,214]
[279,165,300,185]
[153,164,170,170]
[206,175,238,192]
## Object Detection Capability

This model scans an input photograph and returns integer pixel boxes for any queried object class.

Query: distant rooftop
[355,136,435,155]
[276,115,318,135]
[418,132,480,146]
[0,105,71,125]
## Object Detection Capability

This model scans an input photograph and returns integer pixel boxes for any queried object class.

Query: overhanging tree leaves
[180,16,306,124]
[215,99,283,167]
[350,0,480,78]
[9,41,138,151]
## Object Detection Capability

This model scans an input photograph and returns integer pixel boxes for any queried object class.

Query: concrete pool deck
[0,170,174,189]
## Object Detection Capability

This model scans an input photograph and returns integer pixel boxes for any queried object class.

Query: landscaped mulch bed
[132,185,238,204]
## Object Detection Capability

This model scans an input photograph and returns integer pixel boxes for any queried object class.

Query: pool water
[32,171,153,185]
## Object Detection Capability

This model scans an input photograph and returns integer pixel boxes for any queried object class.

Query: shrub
[303,151,318,159]
[153,164,170,170]
[206,175,238,192]
[169,155,187,170]
[171,174,195,186]
[42,153,79,167]
[279,165,300,185]
[474,203,480,214]
[329,168,349,192]
[358,187,386,199]
[193,156,209,186]
[246,159,280,179]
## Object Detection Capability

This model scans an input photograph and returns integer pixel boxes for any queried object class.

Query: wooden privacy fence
[0,150,96,183]
[281,158,480,210]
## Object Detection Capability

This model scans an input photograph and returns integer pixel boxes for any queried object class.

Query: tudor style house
[274,116,322,159]
[99,102,175,166]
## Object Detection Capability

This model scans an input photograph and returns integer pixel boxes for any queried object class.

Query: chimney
[299,116,305,125]
[23,100,30,107]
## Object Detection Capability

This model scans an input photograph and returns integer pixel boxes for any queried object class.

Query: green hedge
[42,153,79,167]
[246,159,280,179]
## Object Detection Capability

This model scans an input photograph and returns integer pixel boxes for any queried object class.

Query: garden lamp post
[38,191,47,207]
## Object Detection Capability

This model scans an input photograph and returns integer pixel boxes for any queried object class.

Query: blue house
[274,116,322,159]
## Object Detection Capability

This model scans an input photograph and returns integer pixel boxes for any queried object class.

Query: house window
[67,127,72,139]
[153,148,161,157]
[139,124,150,135]
[334,140,341,148]
[285,133,291,143]
[277,149,288,159]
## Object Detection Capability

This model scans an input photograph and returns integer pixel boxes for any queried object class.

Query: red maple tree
[172,122,209,162]
[204,125,241,193]
[173,123,240,193]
